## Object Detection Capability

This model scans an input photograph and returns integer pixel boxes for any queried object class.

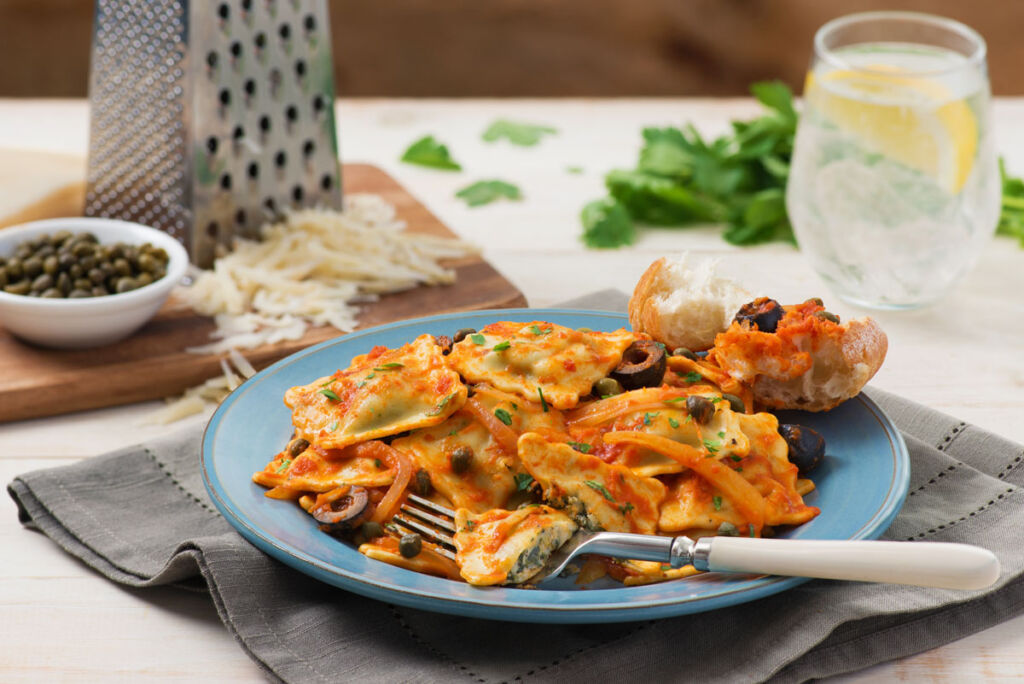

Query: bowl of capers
[0,217,188,348]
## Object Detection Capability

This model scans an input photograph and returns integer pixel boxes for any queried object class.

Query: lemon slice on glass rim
[805,67,978,193]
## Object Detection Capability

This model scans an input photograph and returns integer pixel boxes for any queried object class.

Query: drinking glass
[787,12,999,309]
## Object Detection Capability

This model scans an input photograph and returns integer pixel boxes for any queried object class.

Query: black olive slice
[734,297,785,333]
[311,486,370,532]
[778,424,825,475]
[610,340,667,390]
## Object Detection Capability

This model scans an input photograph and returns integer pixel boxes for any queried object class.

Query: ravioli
[453,505,577,585]
[567,387,750,478]
[392,384,565,513]
[253,444,396,493]
[517,432,666,534]
[285,334,467,449]
[447,321,635,410]
[658,412,819,532]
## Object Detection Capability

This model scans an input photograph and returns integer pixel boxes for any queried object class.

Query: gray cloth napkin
[8,290,1024,684]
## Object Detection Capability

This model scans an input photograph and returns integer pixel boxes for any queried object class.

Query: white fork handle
[694,538,1000,590]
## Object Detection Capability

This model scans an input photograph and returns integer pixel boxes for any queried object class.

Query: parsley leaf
[482,119,557,146]
[427,393,455,417]
[712,495,722,511]
[494,408,513,426]
[619,502,635,515]
[585,480,615,502]
[456,179,523,207]
[998,157,1024,246]
[668,417,680,429]
[400,135,462,171]
[684,371,702,383]
[749,524,756,538]
[470,333,486,345]
[643,412,659,426]
[492,341,511,352]
[567,441,592,454]
[514,473,535,491]
[703,439,721,454]
[373,363,404,371]
[581,196,635,248]
[329,421,339,431]
[275,459,292,473]
[374,458,383,469]
[529,324,551,336]
[537,387,549,412]
[319,388,340,401]
[664,396,686,403]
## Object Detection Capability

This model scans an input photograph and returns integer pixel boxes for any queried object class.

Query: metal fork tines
[393,494,458,560]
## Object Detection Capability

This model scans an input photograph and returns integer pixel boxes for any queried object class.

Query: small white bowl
[0,217,189,349]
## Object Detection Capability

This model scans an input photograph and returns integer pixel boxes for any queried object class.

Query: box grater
[84,0,343,267]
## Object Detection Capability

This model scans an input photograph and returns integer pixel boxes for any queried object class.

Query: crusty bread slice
[710,306,888,412]
[629,253,753,352]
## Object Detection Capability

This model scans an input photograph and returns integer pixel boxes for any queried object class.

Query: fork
[394,494,1000,590]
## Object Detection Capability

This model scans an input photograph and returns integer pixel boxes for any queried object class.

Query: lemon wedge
[805,68,978,193]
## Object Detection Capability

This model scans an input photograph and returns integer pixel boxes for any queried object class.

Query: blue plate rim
[201,308,910,622]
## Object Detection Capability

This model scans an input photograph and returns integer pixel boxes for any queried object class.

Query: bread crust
[628,257,669,345]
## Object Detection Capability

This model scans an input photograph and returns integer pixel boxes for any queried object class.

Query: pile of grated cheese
[180,193,478,354]
[146,194,478,423]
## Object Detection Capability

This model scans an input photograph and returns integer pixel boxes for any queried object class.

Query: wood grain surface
[0,163,526,422]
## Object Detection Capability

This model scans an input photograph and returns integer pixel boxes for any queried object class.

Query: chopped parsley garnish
[329,421,339,432]
[643,412,659,426]
[703,439,721,454]
[470,333,486,345]
[529,324,552,336]
[537,387,549,412]
[492,341,511,351]
[514,473,535,491]
[664,396,686,403]
[374,458,383,469]
[366,373,376,379]
[494,408,513,426]
[400,135,462,171]
[463,519,477,530]
[456,179,522,207]
[319,380,334,388]
[585,480,615,502]
[618,502,635,515]
[712,495,722,511]
[749,524,756,538]
[709,396,723,404]
[668,417,680,429]
[356,381,367,389]
[685,415,693,423]
[427,393,455,416]
[567,441,592,454]
[717,430,726,438]
[319,388,340,401]
[730,454,743,462]
[684,371,702,383]
[482,119,557,146]
[373,363,404,371]
[275,459,292,473]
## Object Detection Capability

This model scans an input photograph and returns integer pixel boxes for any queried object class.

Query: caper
[52,230,73,245]
[72,241,94,257]
[593,377,624,397]
[398,533,422,558]
[37,245,55,258]
[69,264,83,279]
[92,286,107,297]
[81,232,98,243]
[450,446,474,474]
[0,267,7,288]
[137,272,153,287]
[4,280,30,295]
[27,290,40,297]
[43,255,59,276]
[721,393,746,413]
[115,277,139,293]
[56,272,71,295]
[58,252,76,271]
[113,257,131,276]
[6,257,22,280]
[23,256,42,279]
[359,521,385,539]
[68,289,92,298]
[151,266,166,281]
[717,521,740,537]
[810,297,824,306]
[100,262,115,279]
[88,268,105,285]
[79,255,95,271]
[107,244,124,259]
[452,327,476,344]
[672,347,699,361]
[74,278,92,291]
[138,253,157,273]
[287,438,310,457]
[40,288,62,298]
[686,396,715,424]
[814,310,840,324]
[31,273,53,292]
[15,245,32,260]
[414,469,433,496]
[151,247,168,262]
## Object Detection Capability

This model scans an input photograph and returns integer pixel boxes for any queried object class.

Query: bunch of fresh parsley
[582,81,797,249]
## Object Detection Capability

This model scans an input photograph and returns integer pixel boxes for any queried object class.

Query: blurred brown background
[0,0,1020,97]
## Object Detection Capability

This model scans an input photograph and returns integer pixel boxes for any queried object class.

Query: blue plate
[201,309,910,623]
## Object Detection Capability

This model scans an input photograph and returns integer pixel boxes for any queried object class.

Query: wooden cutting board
[0,163,526,422]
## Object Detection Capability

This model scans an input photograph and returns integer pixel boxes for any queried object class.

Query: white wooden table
[2,98,1023,682]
